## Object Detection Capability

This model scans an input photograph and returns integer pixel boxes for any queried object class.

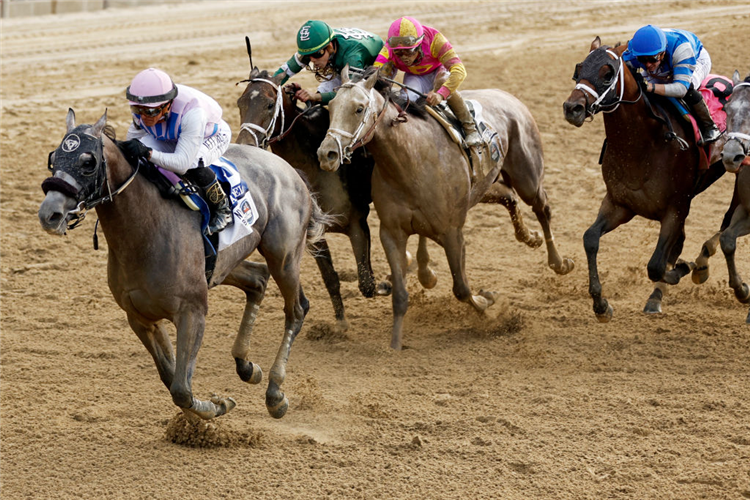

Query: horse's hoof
[336,318,350,333]
[267,395,289,419]
[528,230,543,248]
[210,395,237,416]
[376,281,392,296]
[735,283,750,304]
[418,268,437,289]
[236,359,263,385]
[595,303,613,323]
[552,257,575,275]
[643,299,662,315]
[479,289,499,306]
[692,266,709,285]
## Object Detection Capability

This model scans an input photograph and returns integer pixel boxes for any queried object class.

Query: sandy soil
[3,1,750,498]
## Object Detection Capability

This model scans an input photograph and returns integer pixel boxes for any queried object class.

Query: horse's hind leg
[128,316,175,390]
[262,242,308,419]
[693,231,721,284]
[527,189,574,275]
[720,206,750,305]
[441,227,498,312]
[416,235,437,289]
[310,239,349,332]
[482,181,542,248]
[222,260,270,385]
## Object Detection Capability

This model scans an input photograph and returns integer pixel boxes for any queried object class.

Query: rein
[325,83,390,163]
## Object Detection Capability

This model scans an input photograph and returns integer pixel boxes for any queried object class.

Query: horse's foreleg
[483,182,542,248]
[173,309,235,420]
[416,235,437,289]
[348,216,379,298]
[380,228,410,350]
[529,190,574,275]
[128,316,175,390]
[584,199,634,322]
[222,261,270,385]
[310,239,348,331]
[720,206,750,305]
[441,228,498,313]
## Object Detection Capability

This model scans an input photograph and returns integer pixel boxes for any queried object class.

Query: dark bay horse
[563,37,728,321]
[39,109,327,420]
[716,71,750,322]
[236,67,381,332]
[318,67,574,350]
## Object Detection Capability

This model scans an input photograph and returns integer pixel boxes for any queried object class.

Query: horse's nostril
[735,154,747,164]
[327,151,338,163]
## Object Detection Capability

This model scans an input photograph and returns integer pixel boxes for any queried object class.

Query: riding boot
[447,92,482,147]
[204,179,233,235]
[686,90,721,145]
[184,163,233,235]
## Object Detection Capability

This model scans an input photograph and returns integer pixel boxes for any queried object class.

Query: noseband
[325,82,389,163]
[42,129,138,229]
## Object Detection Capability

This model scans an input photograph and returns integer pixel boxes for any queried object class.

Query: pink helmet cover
[126,68,177,107]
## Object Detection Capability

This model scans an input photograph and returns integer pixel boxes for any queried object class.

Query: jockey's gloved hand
[119,139,152,164]
[632,72,648,92]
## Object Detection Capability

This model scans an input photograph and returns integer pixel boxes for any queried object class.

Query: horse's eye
[356,106,364,114]
[267,102,274,110]
[572,63,581,81]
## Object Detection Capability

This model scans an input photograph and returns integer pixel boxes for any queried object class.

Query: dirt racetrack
[3,0,750,498]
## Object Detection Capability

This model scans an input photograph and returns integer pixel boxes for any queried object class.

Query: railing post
[2,0,10,19]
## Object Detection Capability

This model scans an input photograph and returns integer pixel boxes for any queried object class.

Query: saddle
[139,158,259,282]
[424,100,504,184]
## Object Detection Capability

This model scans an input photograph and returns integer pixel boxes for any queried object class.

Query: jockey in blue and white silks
[123,68,233,235]
[623,25,720,143]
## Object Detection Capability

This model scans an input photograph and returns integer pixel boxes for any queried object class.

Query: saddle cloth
[668,74,732,144]
[156,157,259,253]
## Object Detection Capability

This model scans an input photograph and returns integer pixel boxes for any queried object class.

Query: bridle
[238,78,285,149]
[725,82,750,157]
[574,48,642,117]
[324,81,390,164]
[41,130,139,230]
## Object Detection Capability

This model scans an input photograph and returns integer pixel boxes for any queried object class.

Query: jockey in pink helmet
[374,16,481,147]
[123,68,233,235]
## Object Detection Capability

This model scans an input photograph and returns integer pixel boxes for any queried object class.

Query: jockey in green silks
[274,20,383,105]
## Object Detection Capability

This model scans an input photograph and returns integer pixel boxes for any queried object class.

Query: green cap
[296,20,334,55]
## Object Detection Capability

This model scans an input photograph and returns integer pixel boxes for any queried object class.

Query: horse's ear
[341,64,350,84]
[90,109,108,138]
[364,68,379,90]
[250,66,260,79]
[66,108,76,132]
[273,70,285,85]
[732,70,741,85]
[590,36,601,52]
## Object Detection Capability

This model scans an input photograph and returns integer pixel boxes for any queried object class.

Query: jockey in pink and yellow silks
[374,16,480,146]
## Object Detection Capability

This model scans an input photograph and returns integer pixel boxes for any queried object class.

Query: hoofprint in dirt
[2,1,750,499]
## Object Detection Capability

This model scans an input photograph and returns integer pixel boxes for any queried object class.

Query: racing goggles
[636,54,661,65]
[130,102,169,118]
[308,47,327,59]
[388,35,423,50]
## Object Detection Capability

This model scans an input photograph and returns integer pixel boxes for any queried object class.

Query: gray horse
[318,68,574,350]
[716,70,750,321]
[39,109,327,420]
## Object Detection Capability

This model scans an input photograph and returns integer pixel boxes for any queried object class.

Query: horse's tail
[305,194,337,251]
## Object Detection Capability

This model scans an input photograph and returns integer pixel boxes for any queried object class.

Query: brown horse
[563,37,728,321]
[39,109,327,420]
[236,67,381,332]
[318,67,574,350]
[715,71,750,321]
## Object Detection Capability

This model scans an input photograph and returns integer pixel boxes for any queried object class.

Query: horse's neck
[96,141,190,253]
[273,99,326,175]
